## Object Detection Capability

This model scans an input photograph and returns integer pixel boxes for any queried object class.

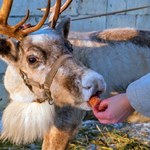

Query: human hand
[92,93,135,124]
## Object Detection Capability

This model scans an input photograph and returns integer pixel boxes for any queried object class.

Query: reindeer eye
[27,56,37,64]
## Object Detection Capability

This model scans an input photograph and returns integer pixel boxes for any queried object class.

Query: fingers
[95,98,110,111]
[92,106,108,120]
[92,108,114,124]
[92,99,109,118]
[92,98,122,124]
[98,100,108,111]
[92,94,131,124]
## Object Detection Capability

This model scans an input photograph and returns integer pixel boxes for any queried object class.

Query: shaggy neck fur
[1,65,55,144]
[1,101,55,144]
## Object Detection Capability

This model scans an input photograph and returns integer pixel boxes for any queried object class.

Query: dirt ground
[0,120,149,150]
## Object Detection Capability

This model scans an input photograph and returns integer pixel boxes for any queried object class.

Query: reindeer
[40,1,150,103]
[0,0,106,149]
[41,1,150,122]
[2,0,150,149]
[69,28,150,122]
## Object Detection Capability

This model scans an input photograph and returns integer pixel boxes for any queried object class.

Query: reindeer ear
[56,17,71,39]
[0,38,19,64]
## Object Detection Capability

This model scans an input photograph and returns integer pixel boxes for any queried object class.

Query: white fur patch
[4,65,36,103]
[76,102,91,111]
[31,33,60,44]
[38,64,46,71]
[1,101,55,145]
[81,69,106,102]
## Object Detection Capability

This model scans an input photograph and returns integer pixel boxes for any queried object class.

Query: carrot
[88,96,101,107]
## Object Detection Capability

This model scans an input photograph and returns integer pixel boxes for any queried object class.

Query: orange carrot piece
[88,96,101,107]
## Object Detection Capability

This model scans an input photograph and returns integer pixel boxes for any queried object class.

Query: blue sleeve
[126,73,150,117]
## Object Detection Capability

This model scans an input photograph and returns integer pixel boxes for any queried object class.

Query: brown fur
[0,39,18,62]
[91,28,150,48]
[94,28,139,41]
[42,126,72,150]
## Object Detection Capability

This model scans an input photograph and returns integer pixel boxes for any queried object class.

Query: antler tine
[39,0,72,14]
[59,0,72,13]
[22,0,50,36]
[0,0,13,25]
[13,9,30,31]
[39,0,72,28]
[49,5,56,13]
[50,0,61,29]
[37,6,55,13]
[0,0,50,41]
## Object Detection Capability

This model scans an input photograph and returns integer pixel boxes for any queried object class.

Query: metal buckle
[45,89,54,105]
[48,99,54,105]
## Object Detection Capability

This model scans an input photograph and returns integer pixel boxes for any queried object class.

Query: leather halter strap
[19,54,72,104]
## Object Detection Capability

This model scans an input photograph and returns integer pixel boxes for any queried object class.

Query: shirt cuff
[126,73,150,117]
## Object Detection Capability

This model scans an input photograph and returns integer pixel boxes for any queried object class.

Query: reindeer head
[0,0,106,110]
[0,0,107,145]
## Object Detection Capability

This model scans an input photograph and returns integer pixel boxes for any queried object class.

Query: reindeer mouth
[76,90,102,111]
[90,90,103,99]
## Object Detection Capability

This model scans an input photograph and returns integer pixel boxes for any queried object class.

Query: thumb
[92,106,108,120]
[98,99,110,111]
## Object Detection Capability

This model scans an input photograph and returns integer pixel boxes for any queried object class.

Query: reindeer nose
[81,70,106,99]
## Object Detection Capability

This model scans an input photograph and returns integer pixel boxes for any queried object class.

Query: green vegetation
[0,121,149,150]
[68,121,150,150]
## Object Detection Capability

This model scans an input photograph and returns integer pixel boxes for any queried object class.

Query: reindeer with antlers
[0,0,106,149]
[1,0,150,149]
[40,1,150,122]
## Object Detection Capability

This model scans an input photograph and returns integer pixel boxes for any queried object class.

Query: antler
[0,0,50,41]
[39,0,72,28]
[50,0,61,29]
[59,0,72,13]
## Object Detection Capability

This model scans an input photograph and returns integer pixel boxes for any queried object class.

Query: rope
[38,5,150,26]
[71,5,150,21]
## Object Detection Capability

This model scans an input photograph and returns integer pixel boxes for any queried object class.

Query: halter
[19,54,72,104]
